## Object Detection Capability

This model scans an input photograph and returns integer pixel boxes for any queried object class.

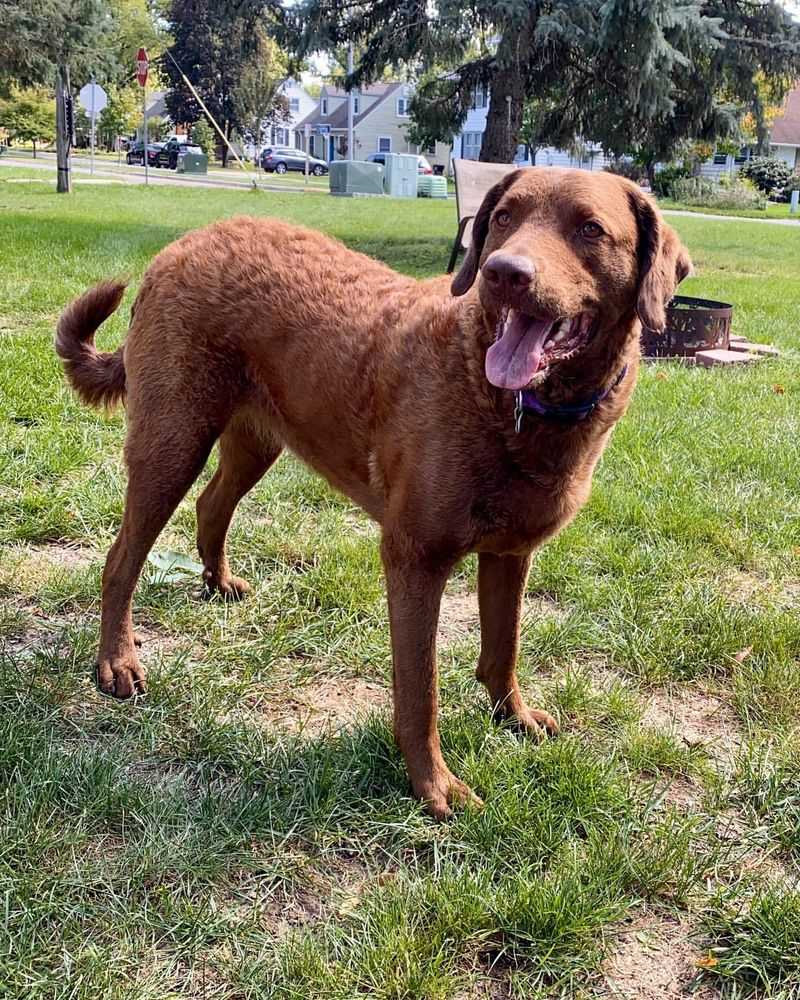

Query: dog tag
[514,392,524,433]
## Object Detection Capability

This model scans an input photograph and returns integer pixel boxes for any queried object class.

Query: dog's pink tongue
[486,312,555,390]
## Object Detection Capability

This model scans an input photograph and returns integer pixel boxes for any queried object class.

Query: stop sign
[136,47,149,87]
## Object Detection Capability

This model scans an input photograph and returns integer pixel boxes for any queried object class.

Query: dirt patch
[438,587,563,649]
[641,684,741,768]
[248,674,391,736]
[25,542,97,570]
[438,589,481,647]
[602,910,717,999]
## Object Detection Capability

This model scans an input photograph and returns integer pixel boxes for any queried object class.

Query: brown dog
[56,168,690,818]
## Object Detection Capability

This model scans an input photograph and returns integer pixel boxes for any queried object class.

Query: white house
[770,84,800,171]
[266,78,317,149]
[295,82,450,167]
[452,85,612,169]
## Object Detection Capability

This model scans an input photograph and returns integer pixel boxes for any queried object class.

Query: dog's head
[452,168,692,390]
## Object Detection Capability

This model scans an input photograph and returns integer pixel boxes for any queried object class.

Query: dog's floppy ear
[629,190,693,331]
[452,171,522,296]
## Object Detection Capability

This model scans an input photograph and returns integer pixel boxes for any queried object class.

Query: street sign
[136,47,149,87]
[79,80,107,175]
[78,82,108,114]
[316,124,331,135]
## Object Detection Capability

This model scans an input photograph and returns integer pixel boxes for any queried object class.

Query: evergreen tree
[285,0,800,164]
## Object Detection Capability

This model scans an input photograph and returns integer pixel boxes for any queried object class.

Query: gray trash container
[177,150,208,174]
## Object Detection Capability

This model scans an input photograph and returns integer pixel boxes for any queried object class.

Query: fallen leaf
[733,646,753,664]
[696,953,719,970]
[656,371,669,381]
[147,550,204,583]
[772,384,785,395]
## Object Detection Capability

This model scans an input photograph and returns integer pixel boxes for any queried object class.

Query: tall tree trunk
[55,65,72,193]
[32,139,37,159]
[480,65,525,163]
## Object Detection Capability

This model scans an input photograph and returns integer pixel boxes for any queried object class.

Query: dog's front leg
[477,552,559,738]
[381,530,482,820]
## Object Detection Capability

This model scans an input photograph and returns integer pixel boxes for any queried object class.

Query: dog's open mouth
[485,307,596,390]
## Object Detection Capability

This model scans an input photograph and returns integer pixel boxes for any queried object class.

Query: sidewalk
[0,154,326,195]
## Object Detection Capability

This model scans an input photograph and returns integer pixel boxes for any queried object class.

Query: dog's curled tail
[55,280,128,409]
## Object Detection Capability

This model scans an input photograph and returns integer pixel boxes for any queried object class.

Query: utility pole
[55,65,72,193]
[347,43,354,161]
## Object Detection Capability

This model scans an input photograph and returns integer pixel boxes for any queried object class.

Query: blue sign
[315,125,331,135]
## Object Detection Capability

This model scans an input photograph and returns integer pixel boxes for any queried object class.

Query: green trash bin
[177,150,208,175]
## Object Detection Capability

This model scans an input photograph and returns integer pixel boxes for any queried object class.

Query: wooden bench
[447,159,519,273]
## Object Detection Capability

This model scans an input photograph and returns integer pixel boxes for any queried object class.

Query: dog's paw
[96,653,147,699]
[202,570,251,601]
[417,769,483,821]
[511,705,560,740]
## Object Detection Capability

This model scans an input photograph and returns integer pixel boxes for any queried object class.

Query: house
[295,82,451,168]
[266,78,317,150]
[769,83,800,171]
[452,84,612,169]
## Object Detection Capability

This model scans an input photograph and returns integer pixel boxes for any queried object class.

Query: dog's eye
[580,221,605,239]
[494,210,511,228]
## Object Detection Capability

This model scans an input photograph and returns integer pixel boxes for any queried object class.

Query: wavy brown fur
[55,280,127,408]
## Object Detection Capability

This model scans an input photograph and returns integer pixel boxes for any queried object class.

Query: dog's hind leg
[196,417,283,600]
[97,414,218,699]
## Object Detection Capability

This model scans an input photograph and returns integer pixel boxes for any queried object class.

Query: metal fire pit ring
[641,295,734,358]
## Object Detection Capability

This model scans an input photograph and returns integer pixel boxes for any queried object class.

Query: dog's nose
[482,254,535,294]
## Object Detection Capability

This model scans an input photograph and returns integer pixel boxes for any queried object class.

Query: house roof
[771,84,800,146]
[295,82,405,132]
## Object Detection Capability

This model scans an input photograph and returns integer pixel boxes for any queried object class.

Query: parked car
[156,137,203,169]
[259,146,328,176]
[126,141,163,167]
[367,153,433,174]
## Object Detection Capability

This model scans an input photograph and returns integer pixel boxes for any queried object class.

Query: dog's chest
[470,459,592,555]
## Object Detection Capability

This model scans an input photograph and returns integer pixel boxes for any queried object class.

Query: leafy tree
[0,88,56,156]
[106,0,169,86]
[98,84,141,147]
[232,25,290,151]
[0,0,118,190]
[162,0,275,165]
[285,0,800,165]
[145,114,169,141]
[190,117,215,157]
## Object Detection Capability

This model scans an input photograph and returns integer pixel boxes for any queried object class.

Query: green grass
[660,197,799,221]
[1,167,799,998]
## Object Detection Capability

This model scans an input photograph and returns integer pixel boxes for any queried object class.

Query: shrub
[739,156,793,199]
[652,164,692,198]
[669,176,766,211]
[604,158,645,183]
[784,174,800,201]
[190,119,215,159]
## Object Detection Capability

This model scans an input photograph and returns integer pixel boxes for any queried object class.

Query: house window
[712,152,728,165]
[378,136,392,153]
[471,85,486,110]
[353,95,360,114]
[289,97,300,114]
[321,98,328,115]
[396,97,410,117]
[462,131,481,160]
[425,142,435,155]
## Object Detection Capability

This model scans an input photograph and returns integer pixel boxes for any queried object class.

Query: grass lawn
[660,198,799,221]
[1,167,799,1000]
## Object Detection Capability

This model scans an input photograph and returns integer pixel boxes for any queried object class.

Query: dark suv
[259,145,328,176]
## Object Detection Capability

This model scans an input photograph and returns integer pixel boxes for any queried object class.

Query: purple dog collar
[514,365,628,432]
